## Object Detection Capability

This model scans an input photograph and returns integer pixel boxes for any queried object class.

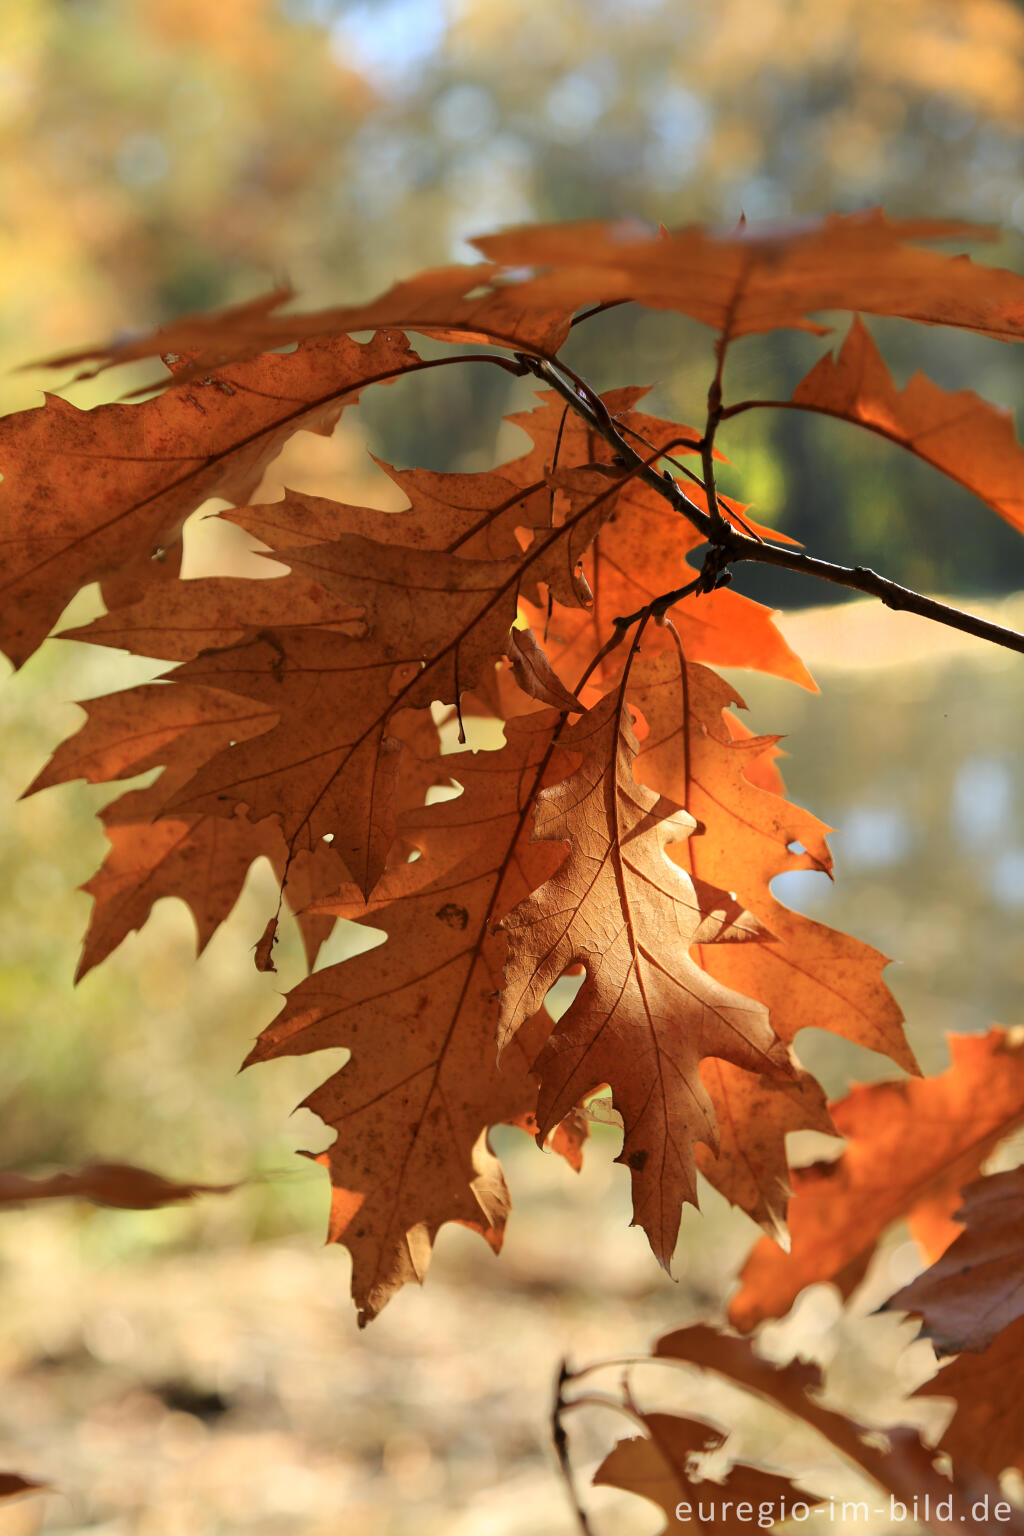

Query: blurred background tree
[2,0,1022,592]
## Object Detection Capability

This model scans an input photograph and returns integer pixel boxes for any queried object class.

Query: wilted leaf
[249,710,577,1323]
[653,1324,1023,1532]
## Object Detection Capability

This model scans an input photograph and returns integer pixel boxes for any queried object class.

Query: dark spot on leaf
[435,903,469,930]
[628,1149,648,1172]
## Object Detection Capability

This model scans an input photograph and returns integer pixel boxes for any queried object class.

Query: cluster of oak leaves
[4,212,1024,1528]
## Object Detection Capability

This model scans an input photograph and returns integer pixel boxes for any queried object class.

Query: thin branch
[608,419,706,490]
[552,1361,597,1536]
[515,353,1024,660]
[560,1391,650,1433]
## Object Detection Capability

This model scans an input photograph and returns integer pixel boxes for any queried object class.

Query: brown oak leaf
[0,331,426,668]
[475,212,1024,344]
[248,710,578,1323]
[499,678,793,1267]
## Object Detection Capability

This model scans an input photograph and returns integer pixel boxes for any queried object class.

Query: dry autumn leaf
[783,317,1024,534]
[887,1166,1024,1354]
[498,673,793,1266]
[474,211,1024,343]
[915,1315,1024,1480]
[0,1163,238,1209]
[0,332,427,668]
[249,710,578,1323]
[594,1411,821,1534]
[730,1031,1024,1332]
[646,1324,1024,1534]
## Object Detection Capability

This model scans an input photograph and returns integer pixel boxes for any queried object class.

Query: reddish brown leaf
[696,1061,834,1241]
[166,453,642,890]
[0,331,426,668]
[888,1166,1024,1354]
[626,646,911,1235]
[917,1315,1024,1479]
[654,1324,1023,1533]
[730,1031,1024,1332]
[503,389,815,694]
[61,572,364,661]
[249,711,575,1323]
[25,683,274,795]
[24,682,349,976]
[164,630,468,898]
[627,649,909,1074]
[45,262,574,380]
[222,457,550,565]
[506,626,581,712]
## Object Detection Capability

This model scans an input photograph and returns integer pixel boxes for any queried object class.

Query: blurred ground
[2,591,1022,1536]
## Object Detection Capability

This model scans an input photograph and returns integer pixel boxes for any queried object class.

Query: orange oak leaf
[887,1167,1024,1354]
[696,1061,834,1242]
[0,1163,238,1209]
[248,710,578,1323]
[506,625,582,712]
[222,457,552,564]
[474,211,1024,344]
[786,317,1024,534]
[165,448,648,890]
[23,683,349,976]
[653,1324,1024,1533]
[625,646,912,1234]
[626,644,912,1075]
[729,1031,1024,1332]
[161,630,448,898]
[498,677,793,1267]
[594,1411,821,1534]
[45,261,575,381]
[0,331,427,668]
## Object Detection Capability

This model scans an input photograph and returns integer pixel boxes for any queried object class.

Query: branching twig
[514,352,1024,660]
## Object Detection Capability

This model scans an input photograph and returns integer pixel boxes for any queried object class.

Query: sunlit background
[1,1,1023,1531]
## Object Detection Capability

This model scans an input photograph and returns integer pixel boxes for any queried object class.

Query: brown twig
[514,353,1024,660]
[552,1361,596,1536]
